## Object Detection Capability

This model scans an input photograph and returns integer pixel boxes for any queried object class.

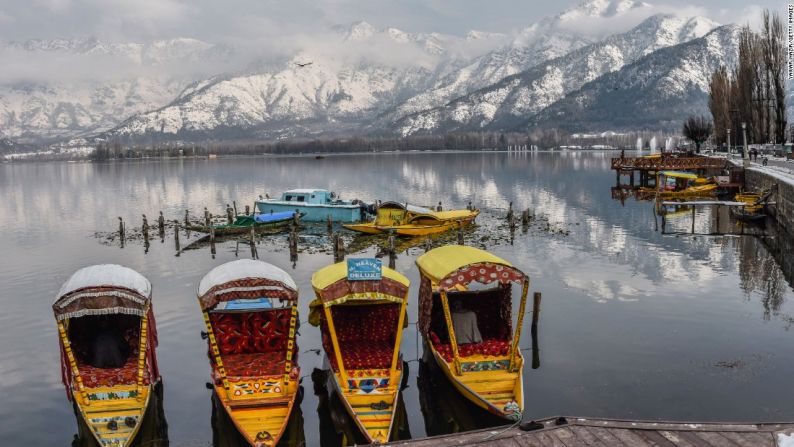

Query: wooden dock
[387,416,794,446]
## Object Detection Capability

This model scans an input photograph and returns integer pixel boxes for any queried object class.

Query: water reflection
[211,389,305,447]
[71,382,169,447]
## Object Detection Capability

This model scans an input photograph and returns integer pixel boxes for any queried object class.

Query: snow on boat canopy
[53,264,152,320]
[197,259,298,311]
[378,201,435,215]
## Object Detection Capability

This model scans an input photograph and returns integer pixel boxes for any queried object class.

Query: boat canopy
[416,245,525,288]
[254,211,295,223]
[198,259,298,311]
[53,264,152,321]
[378,201,435,215]
[661,171,698,180]
[310,261,410,307]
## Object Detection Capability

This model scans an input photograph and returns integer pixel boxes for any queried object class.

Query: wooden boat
[343,201,479,236]
[415,245,529,420]
[197,259,300,447]
[54,264,161,447]
[638,171,717,198]
[309,260,410,443]
[186,212,297,236]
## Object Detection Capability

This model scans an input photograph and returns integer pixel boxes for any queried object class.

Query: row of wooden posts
[117,199,534,261]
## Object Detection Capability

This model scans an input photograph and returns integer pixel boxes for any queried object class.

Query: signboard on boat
[347,258,382,281]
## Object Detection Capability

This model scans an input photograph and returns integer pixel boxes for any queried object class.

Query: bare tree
[682,116,713,153]
[709,65,731,147]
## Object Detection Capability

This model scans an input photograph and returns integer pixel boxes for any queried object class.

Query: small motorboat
[197,259,301,447]
[255,189,368,223]
[309,259,410,443]
[415,246,529,420]
[186,211,298,236]
[54,264,161,447]
[343,201,479,236]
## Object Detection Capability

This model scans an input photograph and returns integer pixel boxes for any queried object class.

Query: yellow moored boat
[197,260,300,447]
[415,246,529,420]
[54,265,161,447]
[639,171,717,198]
[343,201,479,236]
[310,259,410,444]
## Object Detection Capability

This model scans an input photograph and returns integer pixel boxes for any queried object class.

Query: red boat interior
[68,314,149,388]
[209,309,296,380]
[429,288,512,362]
[321,303,401,371]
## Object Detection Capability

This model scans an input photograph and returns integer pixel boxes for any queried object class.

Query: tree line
[708,10,787,148]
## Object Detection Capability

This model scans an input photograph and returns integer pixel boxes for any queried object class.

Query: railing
[611,156,727,171]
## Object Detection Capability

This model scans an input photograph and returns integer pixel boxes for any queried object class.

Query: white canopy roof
[57,264,152,299]
[198,259,297,297]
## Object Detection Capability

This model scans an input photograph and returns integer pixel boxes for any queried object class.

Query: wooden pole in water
[521,210,529,226]
[716,204,720,232]
[174,220,180,253]
[118,217,125,241]
[245,205,250,216]
[507,201,513,220]
[209,225,216,257]
[142,214,149,235]
[293,211,301,227]
[691,206,696,234]
[226,204,233,225]
[531,292,542,329]
[457,227,464,245]
[158,211,165,234]
[388,231,395,256]
[424,238,432,252]
[185,210,190,226]
[204,207,210,226]
[250,225,257,259]
[233,201,238,216]
[327,215,332,232]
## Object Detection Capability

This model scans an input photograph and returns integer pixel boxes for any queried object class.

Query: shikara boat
[186,211,297,236]
[54,264,161,447]
[309,260,410,443]
[197,259,300,447]
[343,201,479,236]
[415,245,529,420]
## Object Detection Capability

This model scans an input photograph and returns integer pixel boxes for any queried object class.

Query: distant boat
[343,201,479,236]
[185,211,297,236]
[255,189,367,223]
[54,265,161,447]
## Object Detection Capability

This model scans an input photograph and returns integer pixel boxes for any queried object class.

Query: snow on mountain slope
[0,38,226,143]
[106,24,494,142]
[395,13,719,136]
[527,24,740,131]
[385,0,655,121]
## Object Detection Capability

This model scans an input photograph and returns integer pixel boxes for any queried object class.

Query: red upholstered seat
[219,351,287,380]
[78,355,150,388]
[321,304,400,372]
[430,331,510,362]
[210,310,292,355]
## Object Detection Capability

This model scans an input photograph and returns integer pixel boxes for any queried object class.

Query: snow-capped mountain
[394,13,718,136]
[385,0,654,121]
[528,24,740,131]
[0,38,227,143]
[105,25,493,142]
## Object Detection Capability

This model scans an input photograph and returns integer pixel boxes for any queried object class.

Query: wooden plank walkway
[387,416,794,446]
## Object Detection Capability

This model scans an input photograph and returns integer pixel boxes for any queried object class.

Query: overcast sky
[0,0,783,43]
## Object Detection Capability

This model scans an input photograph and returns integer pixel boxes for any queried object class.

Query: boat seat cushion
[218,351,287,381]
[430,331,510,362]
[78,354,150,388]
[210,310,293,355]
[320,304,401,371]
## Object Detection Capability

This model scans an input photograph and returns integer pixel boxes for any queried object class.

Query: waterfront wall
[745,168,794,233]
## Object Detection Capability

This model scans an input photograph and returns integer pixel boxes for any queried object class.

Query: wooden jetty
[387,416,794,446]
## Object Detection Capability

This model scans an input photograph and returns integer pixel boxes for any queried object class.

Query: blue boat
[255,189,366,223]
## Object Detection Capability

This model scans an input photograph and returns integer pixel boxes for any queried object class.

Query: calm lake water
[1,151,793,446]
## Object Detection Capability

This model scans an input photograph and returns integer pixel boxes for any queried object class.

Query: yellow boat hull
[429,344,524,419]
[330,369,402,444]
[73,384,152,447]
[213,375,299,447]
[342,222,384,234]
